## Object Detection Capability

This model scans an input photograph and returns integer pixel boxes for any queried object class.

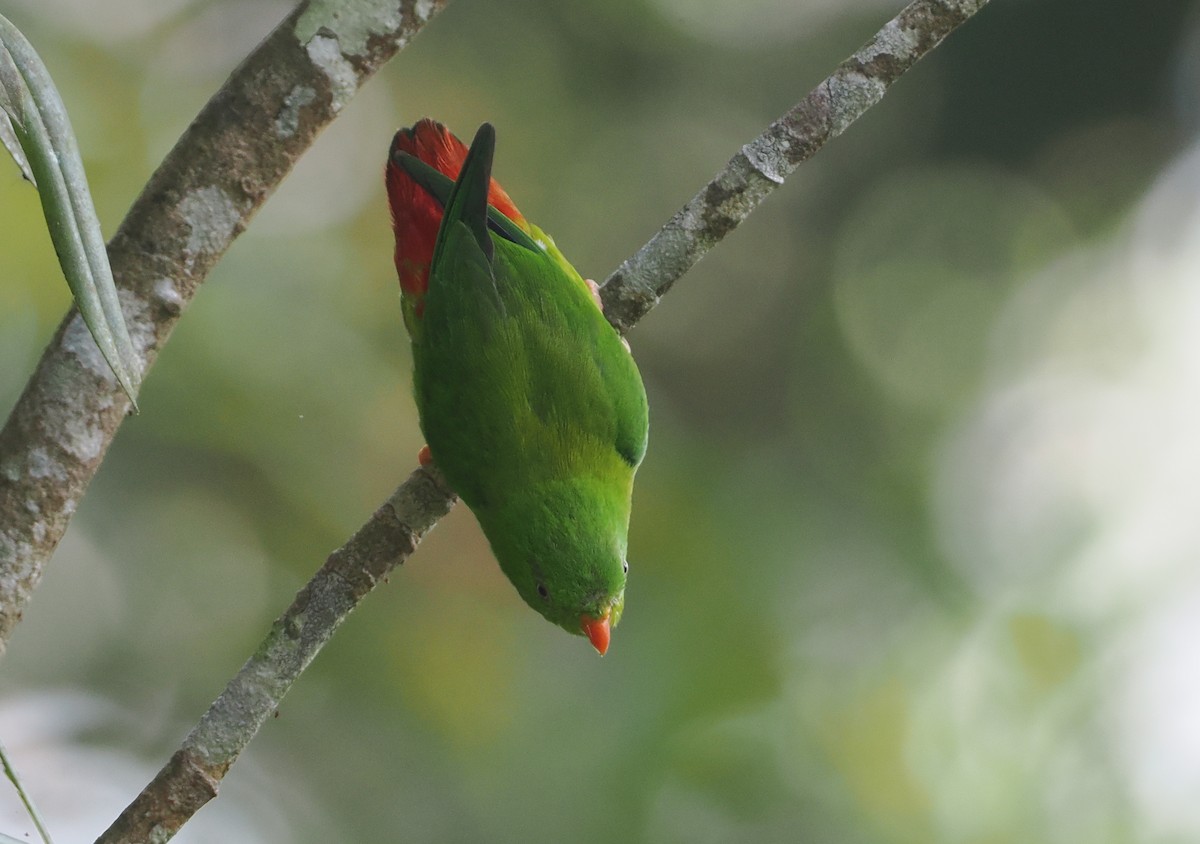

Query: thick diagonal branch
[95,1,992,841]
[0,0,449,650]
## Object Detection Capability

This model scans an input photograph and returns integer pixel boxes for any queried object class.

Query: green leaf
[0,13,140,408]
[0,30,33,185]
[0,736,54,844]
[0,110,32,184]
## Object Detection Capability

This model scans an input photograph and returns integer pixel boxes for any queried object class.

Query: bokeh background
[3,0,1200,840]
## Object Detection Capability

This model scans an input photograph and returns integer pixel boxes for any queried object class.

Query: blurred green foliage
[3,0,1200,841]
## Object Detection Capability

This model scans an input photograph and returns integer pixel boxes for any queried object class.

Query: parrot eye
[623,561,629,574]
[536,582,549,600]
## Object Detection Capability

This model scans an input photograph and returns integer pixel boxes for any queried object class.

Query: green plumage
[396,124,648,641]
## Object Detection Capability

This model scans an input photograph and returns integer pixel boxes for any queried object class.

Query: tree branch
[94,465,456,844]
[0,0,449,651]
[600,0,990,330]
[93,0,992,840]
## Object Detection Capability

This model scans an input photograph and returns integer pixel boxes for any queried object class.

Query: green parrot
[385,120,648,654]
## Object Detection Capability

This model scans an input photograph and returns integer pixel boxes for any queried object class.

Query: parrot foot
[585,278,631,351]
[584,278,603,311]
[417,444,433,466]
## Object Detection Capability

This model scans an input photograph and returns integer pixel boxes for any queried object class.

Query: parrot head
[480,477,629,655]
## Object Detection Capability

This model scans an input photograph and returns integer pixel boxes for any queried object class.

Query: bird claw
[585,278,603,311]
[585,278,631,351]
[417,444,433,466]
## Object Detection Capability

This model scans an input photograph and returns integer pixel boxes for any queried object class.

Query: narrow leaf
[0,110,32,183]
[0,38,22,119]
[0,33,33,184]
[0,14,139,406]
[0,736,55,844]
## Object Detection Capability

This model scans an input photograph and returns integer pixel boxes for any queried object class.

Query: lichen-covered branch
[599,0,991,331]
[93,1,992,841]
[94,466,456,844]
[0,0,449,651]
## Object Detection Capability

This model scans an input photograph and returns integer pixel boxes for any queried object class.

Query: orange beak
[580,613,611,656]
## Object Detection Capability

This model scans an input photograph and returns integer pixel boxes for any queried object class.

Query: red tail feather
[385,119,525,306]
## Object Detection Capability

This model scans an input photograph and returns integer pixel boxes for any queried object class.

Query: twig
[0,0,449,652]
[94,1,992,841]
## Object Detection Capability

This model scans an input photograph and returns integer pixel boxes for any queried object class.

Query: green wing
[412,124,648,507]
